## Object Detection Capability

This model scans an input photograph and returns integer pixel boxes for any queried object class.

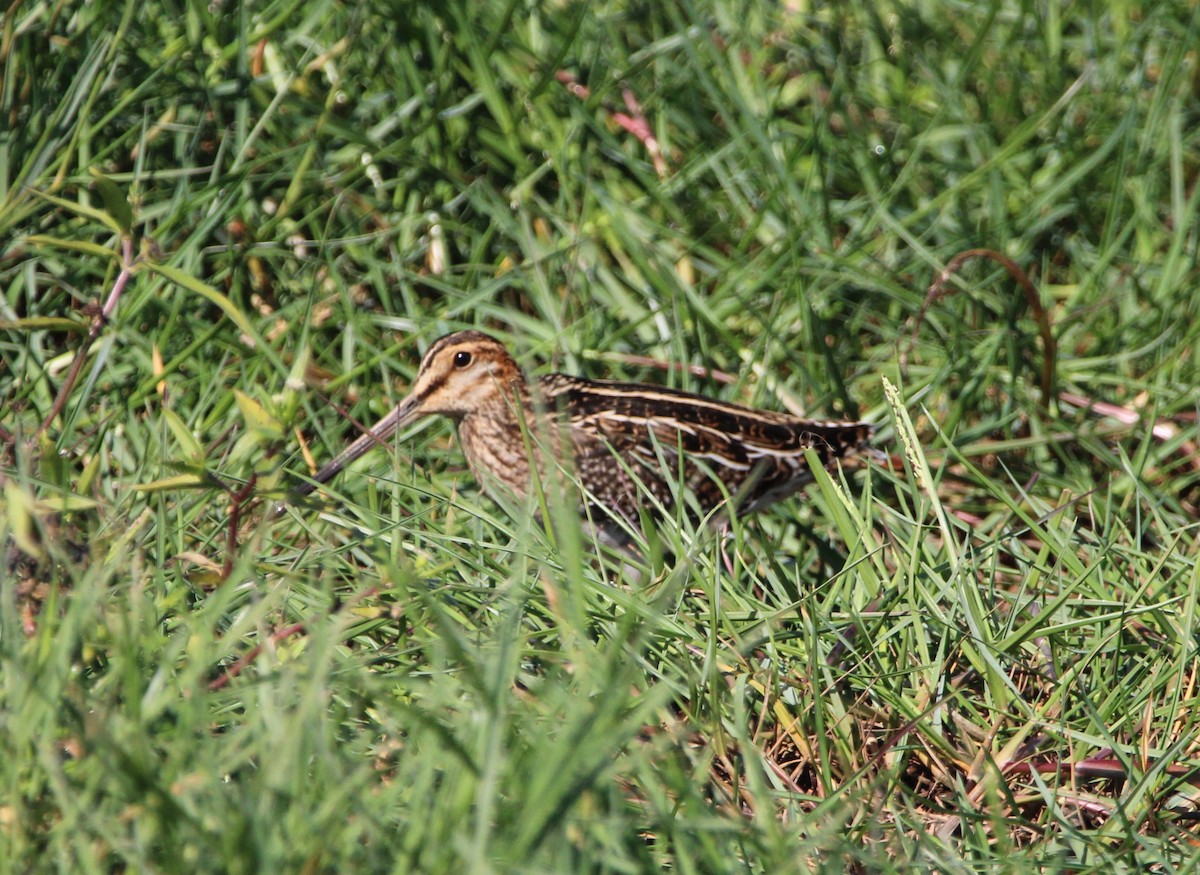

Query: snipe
[292,331,874,534]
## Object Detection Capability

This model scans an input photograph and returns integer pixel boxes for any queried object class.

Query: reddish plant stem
[208,622,306,692]
[35,236,137,440]
[221,473,258,582]
[910,248,1056,406]
[1007,757,1200,785]
[207,585,381,691]
[556,71,669,177]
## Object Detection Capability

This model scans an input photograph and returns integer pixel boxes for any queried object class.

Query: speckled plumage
[294,331,875,531]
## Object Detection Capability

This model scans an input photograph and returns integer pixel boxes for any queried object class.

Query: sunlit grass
[3,0,1200,871]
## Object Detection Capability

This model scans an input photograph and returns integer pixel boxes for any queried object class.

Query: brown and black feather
[533,373,874,524]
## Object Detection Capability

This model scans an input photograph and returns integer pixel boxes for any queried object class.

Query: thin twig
[556,71,670,177]
[208,622,305,692]
[906,248,1056,407]
[35,236,138,439]
[221,473,258,582]
[207,585,380,691]
[1006,756,1200,786]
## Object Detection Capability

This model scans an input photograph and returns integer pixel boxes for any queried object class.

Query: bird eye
[453,350,472,368]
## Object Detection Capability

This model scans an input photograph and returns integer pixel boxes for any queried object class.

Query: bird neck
[455,378,541,501]
[459,376,531,426]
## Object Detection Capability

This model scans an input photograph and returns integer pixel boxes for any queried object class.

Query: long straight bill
[293,393,422,498]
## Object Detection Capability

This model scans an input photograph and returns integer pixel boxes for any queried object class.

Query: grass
[4,0,1200,871]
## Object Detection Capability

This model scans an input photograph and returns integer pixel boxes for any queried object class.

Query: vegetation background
[3,0,1200,871]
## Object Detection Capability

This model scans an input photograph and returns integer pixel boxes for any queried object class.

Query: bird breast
[455,408,537,501]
